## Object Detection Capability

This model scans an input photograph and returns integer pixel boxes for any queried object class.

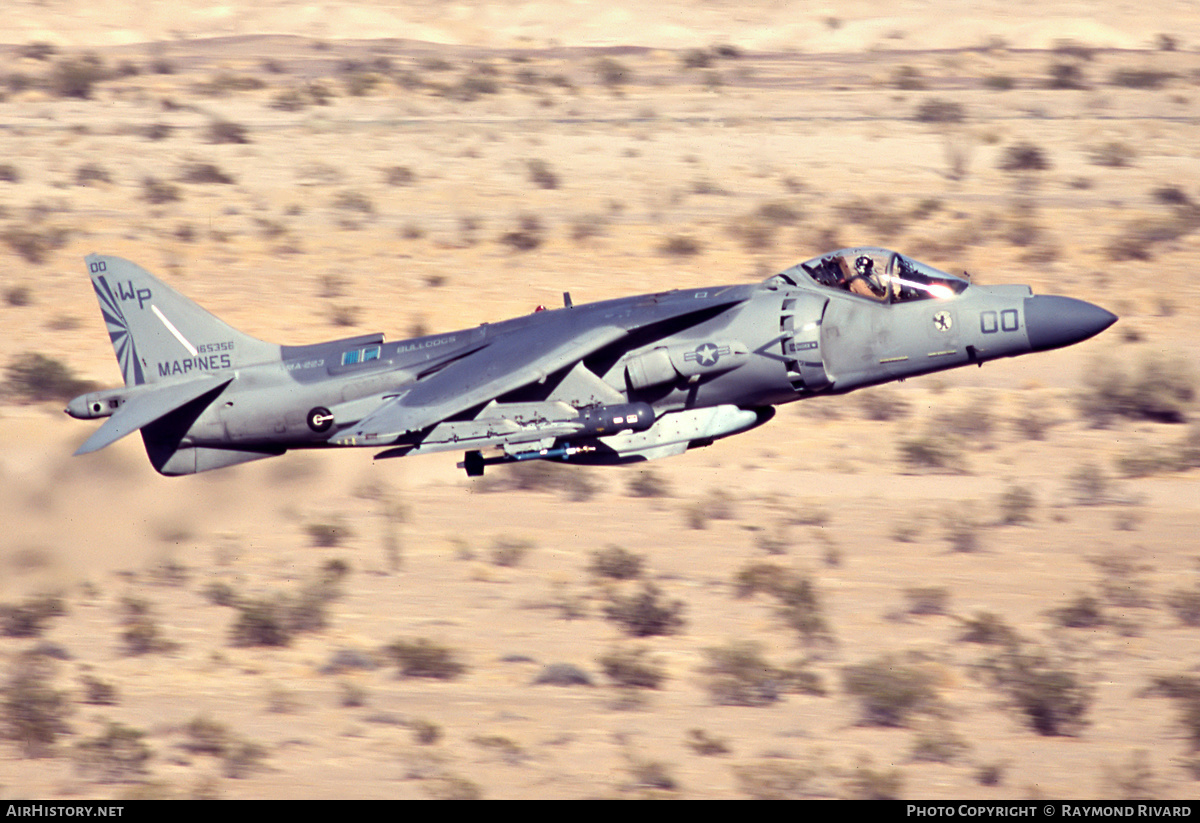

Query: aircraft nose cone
[1024,295,1117,352]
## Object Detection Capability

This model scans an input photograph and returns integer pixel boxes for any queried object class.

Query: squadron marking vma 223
[66,250,1116,477]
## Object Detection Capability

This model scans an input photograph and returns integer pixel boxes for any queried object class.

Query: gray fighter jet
[66,249,1115,476]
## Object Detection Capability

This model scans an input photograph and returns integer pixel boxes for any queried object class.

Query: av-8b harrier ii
[67,249,1115,476]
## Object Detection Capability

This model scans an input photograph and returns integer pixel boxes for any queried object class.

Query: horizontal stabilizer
[74,375,232,455]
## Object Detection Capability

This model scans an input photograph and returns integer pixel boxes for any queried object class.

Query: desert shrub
[80,676,117,706]
[999,143,1051,172]
[206,119,250,144]
[982,75,1016,91]
[49,54,108,99]
[681,48,714,70]
[0,163,20,183]
[905,586,950,616]
[228,598,291,647]
[604,583,685,637]
[228,579,335,647]
[384,165,416,186]
[444,70,500,101]
[222,740,268,779]
[944,505,984,552]
[270,88,310,111]
[179,162,234,184]
[842,655,939,727]
[626,468,671,498]
[1090,551,1153,609]
[343,72,380,96]
[3,224,70,265]
[1089,141,1137,168]
[6,353,93,402]
[1078,350,1194,424]
[306,520,350,548]
[4,285,31,306]
[490,536,533,567]
[328,304,359,326]
[423,774,483,800]
[733,562,831,643]
[19,42,57,61]
[330,190,375,230]
[892,65,925,90]
[774,574,831,642]
[409,718,441,745]
[570,214,608,242]
[1,594,66,638]
[141,176,180,205]
[913,98,965,124]
[998,482,1037,525]
[734,561,787,598]
[526,159,559,190]
[1105,213,1198,260]
[141,122,172,141]
[1110,69,1175,89]
[857,387,910,421]
[1066,461,1110,505]
[898,433,965,473]
[728,201,803,252]
[593,57,632,89]
[911,719,969,763]
[845,757,905,800]
[74,163,111,186]
[1167,586,1200,627]
[598,647,665,690]
[1152,185,1192,207]
[836,197,907,239]
[589,545,644,580]
[120,598,173,655]
[74,722,151,782]
[685,728,730,755]
[486,459,598,501]
[1050,592,1105,628]
[181,714,229,756]
[700,641,785,707]
[499,214,543,251]
[1099,750,1160,800]
[658,234,702,256]
[734,759,831,800]
[984,644,1092,736]
[2,654,71,757]
[1149,675,1200,752]
[626,756,678,792]
[194,72,266,96]
[957,611,1018,645]
[1045,62,1087,89]
[532,663,592,687]
[386,638,466,679]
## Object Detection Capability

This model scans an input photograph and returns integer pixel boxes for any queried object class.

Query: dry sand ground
[2,0,1200,800]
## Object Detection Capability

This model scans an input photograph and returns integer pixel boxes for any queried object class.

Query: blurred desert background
[2,0,1200,800]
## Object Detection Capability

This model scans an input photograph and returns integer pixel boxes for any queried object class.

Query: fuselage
[67,248,1116,476]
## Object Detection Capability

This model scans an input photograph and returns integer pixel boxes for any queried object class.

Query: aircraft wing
[335,291,748,445]
[74,374,233,455]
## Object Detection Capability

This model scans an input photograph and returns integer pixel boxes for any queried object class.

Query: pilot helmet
[854,255,873,275]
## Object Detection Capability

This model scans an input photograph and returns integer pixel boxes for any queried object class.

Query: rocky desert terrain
[2,0,1200,800]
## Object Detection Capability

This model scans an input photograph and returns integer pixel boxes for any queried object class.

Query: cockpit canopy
[769,248,970,303]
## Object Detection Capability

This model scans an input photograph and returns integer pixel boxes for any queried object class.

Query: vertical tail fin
[86,255,280,386]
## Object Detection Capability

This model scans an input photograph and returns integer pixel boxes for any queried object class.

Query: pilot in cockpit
[840,254,888,300]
